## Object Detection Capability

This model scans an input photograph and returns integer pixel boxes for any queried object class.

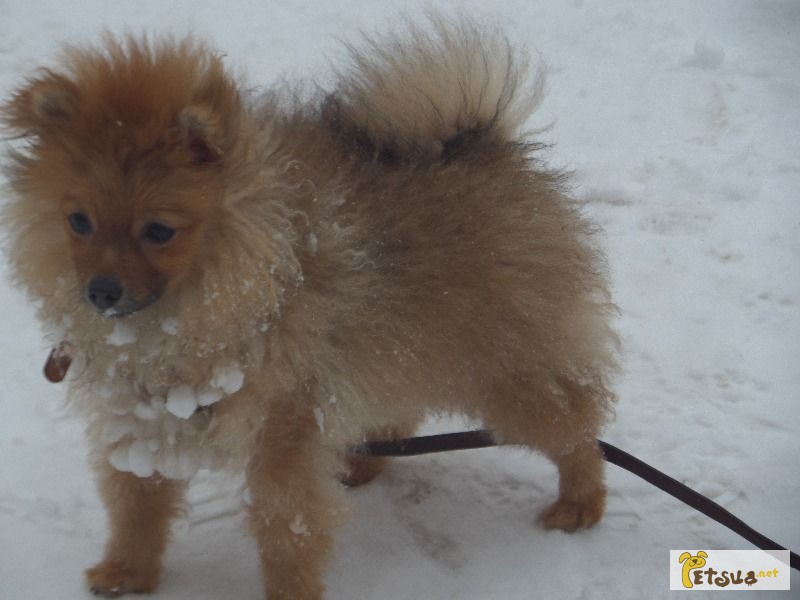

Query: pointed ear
[178,104,226,164]
[3,71,78,136]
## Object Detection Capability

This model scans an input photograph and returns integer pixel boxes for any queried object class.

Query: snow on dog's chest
[74,323,247,480]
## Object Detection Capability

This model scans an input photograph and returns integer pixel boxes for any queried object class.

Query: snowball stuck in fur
[313,407,325,435]
[197,387,224,407]
[102,417,136,443]
[108,445,131,472]
[160,317,179,335]
[128,439,156,477]
[133,400,160,421]
[105,322,138,346]
[166,385,199,419]
[289,514,310,536]
[210,362,245,394]
[93,360,249,479]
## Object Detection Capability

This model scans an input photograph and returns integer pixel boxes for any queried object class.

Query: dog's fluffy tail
[329,15,544,161]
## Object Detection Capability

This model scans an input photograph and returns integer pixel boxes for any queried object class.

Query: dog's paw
[340,455,387,488]
[86,560,159,597]
[538,496,605,533]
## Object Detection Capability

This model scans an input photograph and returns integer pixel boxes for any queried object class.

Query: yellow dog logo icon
[679,551,708,588]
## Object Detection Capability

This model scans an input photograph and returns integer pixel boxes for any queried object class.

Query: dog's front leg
[86,455,186,596]
[246,395,339,600]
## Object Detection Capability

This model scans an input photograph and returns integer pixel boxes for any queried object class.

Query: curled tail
[327,15,544,162]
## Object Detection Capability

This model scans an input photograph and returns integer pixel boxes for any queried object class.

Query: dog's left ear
[2,71,78,137]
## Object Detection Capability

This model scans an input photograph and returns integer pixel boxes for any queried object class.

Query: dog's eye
[142,222,176,244]
[67,212,93,236]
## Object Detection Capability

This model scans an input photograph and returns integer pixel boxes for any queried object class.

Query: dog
[1,17,618,599]
[679,551,709,588]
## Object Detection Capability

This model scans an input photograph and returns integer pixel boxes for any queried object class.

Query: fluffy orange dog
[2,18,618,599]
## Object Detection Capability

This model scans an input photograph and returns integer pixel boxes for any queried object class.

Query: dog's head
[679,550,708,576]
[2,35,243,317]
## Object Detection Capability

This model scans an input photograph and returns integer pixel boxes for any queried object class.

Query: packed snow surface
[0,1,797,599]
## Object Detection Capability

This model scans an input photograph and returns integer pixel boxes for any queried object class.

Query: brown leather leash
[355,430,800,571]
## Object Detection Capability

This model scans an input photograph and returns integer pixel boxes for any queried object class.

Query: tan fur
[85,462,186,596]
[332,16,544,161]
[341,423,420,487]
[2,18,618,600]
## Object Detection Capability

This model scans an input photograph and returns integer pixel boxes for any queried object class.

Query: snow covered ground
[1,0,798,598]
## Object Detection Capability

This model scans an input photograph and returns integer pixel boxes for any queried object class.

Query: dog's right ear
[178,104,225,164]
[679,552,691,564]
[2,71,78,137]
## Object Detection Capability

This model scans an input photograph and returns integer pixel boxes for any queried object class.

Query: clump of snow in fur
[166,385,199,419]
[289,514,310,536]
[197,387,224,407]
[94,359,248,479]
[109,445,131,472]
[160,317,179,335]
[210,362,245,394]
[313,407,325,435]
[128,440,156,477]
[105,322,138,346]
[133,400,160,421]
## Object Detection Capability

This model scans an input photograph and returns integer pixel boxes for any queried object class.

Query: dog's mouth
[86,287,164,318]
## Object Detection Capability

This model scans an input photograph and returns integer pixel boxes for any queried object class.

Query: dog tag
[44,342,73,382]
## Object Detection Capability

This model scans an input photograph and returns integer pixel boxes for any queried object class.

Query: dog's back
[267,18,618,438]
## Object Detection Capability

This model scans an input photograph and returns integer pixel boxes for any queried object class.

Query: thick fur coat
[2,18,618,599]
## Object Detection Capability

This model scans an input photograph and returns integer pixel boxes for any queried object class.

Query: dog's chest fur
[52,306,269,479]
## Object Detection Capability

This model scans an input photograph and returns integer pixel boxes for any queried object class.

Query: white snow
[133,400,160,421]
[105,322,137,346]
[210,363,245,395]
[313,406,326,435]
[197,387,224,407]
[684,40,726,70]
[102,417,136,444]
[289,514,311,537]
[127,440,156,478]
[108,445,131,472]
[160,317,180,335]
[166,385,199,420]
[93,381,115,400]
[0,1,798,599]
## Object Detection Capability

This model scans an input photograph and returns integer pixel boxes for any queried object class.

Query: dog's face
[57,163,217,316]
[2,37,241,317]
[679,551,708,570]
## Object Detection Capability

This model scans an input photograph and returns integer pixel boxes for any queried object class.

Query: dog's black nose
[87,276,123,310]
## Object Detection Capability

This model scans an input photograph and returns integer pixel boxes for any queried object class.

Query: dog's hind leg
[341,422,419,487]
[86,457,186,596]
[535,440,607,532]
[482,376,610,533]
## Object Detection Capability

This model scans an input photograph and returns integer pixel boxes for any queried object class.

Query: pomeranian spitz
[2,16,618,599]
